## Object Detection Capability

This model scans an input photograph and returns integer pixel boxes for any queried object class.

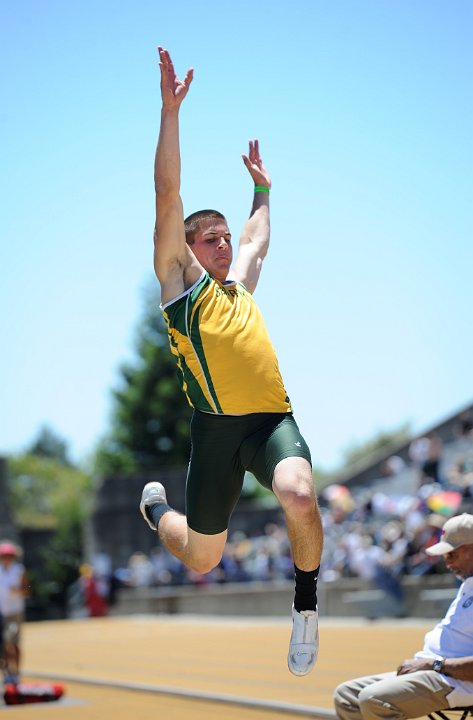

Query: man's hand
[397,658,435,675]
[158,46,193,111]
[242,139,271,189]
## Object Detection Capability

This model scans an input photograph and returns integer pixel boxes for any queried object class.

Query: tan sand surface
[2,616,432,719]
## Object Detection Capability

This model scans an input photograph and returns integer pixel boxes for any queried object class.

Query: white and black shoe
[287,605,319,676]
[139,481,168,531]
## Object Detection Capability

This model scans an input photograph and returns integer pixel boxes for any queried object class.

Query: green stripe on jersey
[187,300,223,414]
[168,332,215,413]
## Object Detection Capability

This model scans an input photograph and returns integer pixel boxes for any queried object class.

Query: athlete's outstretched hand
[242,139,271,190]
[158,47,193,111]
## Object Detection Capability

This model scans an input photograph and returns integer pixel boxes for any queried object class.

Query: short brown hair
[184,210,227,245]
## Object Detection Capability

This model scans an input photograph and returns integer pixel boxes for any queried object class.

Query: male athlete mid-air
[140,47,323,676]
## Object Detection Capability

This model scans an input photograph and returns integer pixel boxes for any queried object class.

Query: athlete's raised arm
[153,47,195,301]
[232,139,271,294]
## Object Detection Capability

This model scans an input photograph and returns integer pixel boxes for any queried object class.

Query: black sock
[147,502,173,530]
[294,565,319,612]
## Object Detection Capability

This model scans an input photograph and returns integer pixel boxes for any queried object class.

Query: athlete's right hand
[242,139,271,189]
[158,47,194,111]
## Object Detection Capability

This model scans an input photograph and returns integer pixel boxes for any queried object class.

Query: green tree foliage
[8,454,91,529]
[27,425,71,466]
[95,282,192,475]
[7,453,92,603]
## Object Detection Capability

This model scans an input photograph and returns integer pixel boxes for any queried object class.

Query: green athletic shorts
[186,410,312,535]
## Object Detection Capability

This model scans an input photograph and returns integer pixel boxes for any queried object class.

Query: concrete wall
[110,574,458,619]
[89,470,286,569]
[90,470,187,568]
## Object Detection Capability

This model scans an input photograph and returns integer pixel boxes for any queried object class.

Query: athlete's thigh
[246,414,312,491]
[186,411,246,535]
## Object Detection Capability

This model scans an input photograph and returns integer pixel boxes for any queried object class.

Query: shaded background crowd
[2,279,471,622]
[66,413,473,618]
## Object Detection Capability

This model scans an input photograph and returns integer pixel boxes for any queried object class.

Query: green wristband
[254,185,270,194]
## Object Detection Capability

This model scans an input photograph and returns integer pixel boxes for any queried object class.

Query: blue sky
[1,0,472,470]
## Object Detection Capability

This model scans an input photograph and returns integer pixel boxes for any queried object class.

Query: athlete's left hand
[242,139,271,190]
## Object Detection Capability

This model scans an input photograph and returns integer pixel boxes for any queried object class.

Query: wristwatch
[432,658,445,673]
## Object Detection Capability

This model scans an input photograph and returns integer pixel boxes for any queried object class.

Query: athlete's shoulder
[161,271,210,312]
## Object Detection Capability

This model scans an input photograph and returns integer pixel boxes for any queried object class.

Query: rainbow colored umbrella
[426,490,463,516]
[323,484,354,512]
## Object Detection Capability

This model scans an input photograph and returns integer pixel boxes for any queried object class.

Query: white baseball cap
[426,513,473,556]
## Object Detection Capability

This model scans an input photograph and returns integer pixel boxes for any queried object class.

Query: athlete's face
[444,543,473,580]
[191,219,232,281]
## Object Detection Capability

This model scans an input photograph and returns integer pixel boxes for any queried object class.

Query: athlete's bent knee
[187,542,224,574]
[275,482,316,518]
[188,555,221,574]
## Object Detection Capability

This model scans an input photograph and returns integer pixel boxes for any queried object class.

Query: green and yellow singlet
[162,271,291,415]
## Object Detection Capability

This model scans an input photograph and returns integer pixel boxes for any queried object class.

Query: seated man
[334,513,473,720]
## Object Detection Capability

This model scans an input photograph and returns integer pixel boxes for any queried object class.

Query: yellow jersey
[162,272,291,415]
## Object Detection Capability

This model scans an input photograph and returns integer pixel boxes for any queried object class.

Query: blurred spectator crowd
[69,415,473,615]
